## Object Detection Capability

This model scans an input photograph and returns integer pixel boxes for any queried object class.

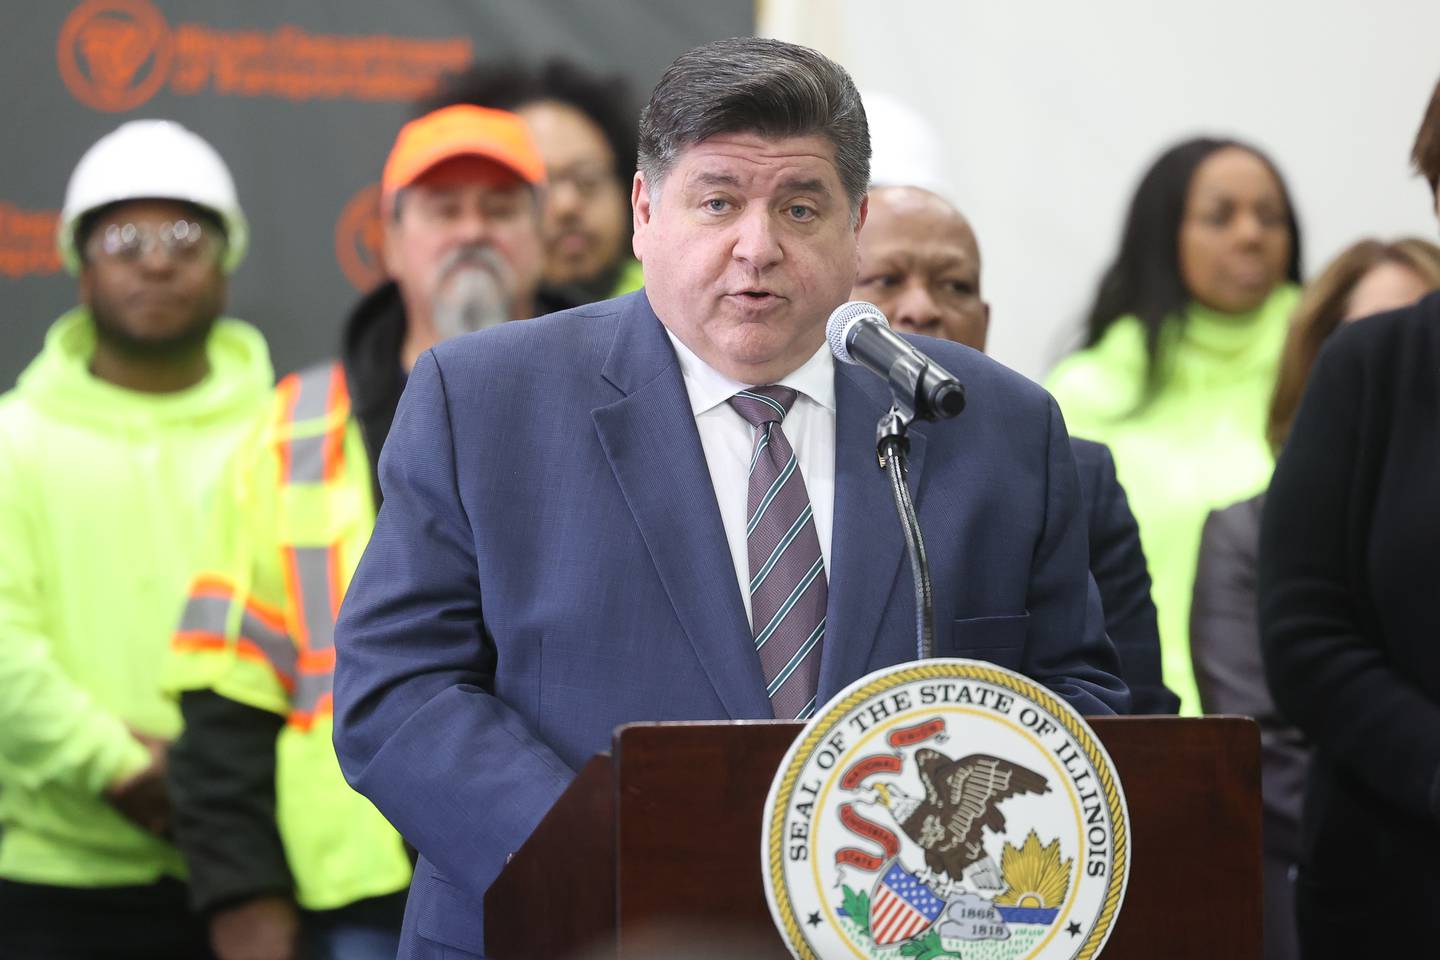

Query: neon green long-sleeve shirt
[1046,284,1299,716]
[0,309,271,887]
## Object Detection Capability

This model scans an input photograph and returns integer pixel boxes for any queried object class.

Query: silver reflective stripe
[176,594,230,635]
[290,363,333,422]
[293,669,333,717]
[241,611,298,682]
[287,435,327,485]
[291,545,336,652]
[284,363,337,484]
[179,593,298,685]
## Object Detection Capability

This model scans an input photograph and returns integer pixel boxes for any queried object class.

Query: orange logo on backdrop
[0,204,63,278]
[335,183,385,293]
[57,0,472,112]
[57,0,173,112]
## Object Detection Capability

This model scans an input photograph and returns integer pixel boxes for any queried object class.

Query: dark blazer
[1072,437,1177,714]
[332,291,1129,959]
[1260,291,1440,953]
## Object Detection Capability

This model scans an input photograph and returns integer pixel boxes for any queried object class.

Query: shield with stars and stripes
[868,860,946,946]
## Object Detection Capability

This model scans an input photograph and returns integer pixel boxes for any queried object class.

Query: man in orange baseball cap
[161,101,549,960]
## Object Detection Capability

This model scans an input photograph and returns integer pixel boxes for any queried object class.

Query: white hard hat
[58,119,248,275]
[862,90,958,206]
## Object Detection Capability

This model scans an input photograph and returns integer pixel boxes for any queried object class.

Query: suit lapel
[818,363,928,702]
[591,294,770,719]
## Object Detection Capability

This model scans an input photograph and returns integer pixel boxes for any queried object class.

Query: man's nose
[731,207,782,271]
[891,281,942,329]
[453,207,493,245]
[135,246,178,277]
[548,178,583,218]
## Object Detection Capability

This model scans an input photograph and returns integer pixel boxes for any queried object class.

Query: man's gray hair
[637,37,870,212]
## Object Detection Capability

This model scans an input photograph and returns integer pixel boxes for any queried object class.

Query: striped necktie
[728,386,826,720]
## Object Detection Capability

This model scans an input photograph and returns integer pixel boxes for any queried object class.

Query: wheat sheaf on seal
[762,659,1129,960]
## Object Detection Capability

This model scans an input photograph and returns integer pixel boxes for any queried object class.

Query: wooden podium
[485,717,1260,959]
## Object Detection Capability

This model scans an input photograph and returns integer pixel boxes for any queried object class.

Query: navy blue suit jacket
[1070,438,1178,714]
[332,291,1128,958]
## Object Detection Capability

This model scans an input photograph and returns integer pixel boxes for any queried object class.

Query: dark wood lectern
[485,717,1260,958]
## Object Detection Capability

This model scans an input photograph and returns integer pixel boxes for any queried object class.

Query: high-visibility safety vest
[165,361,411,912]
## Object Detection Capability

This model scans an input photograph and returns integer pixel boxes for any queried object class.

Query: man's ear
[632,171,652,261]
[853,192,869,237]
[380,212,402,281]
[977,300,992,353]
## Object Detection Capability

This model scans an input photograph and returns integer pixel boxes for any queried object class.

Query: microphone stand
[876,403,934,662]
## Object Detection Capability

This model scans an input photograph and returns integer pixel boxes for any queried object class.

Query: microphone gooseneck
[826,301,965,661]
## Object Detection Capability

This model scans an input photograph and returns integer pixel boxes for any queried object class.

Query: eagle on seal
[871,750,1050,887]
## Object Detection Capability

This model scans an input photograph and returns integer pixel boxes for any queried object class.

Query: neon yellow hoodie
[0,308,272,887]
[1046,284,1300,717]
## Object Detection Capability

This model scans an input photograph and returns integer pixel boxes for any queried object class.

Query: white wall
[760,0,1440,381]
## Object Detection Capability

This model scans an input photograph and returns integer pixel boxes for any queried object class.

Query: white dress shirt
[665,331,836,627]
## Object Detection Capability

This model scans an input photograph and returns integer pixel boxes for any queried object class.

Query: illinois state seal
[762,659,1129,959]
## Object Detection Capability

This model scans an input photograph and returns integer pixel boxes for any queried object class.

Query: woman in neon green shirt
[1046,137,1303,716]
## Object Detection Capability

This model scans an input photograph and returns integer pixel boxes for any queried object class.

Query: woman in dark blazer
[1259,77,1440,957]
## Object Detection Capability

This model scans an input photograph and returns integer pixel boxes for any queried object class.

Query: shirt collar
[665,330,836,417]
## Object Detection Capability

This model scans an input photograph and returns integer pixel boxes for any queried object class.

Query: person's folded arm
[170,689,292,912]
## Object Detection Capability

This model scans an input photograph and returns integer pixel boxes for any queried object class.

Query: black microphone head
[826,300,886,365]
[932,381,966,418]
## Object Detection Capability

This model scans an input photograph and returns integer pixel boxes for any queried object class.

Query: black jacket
[341,280,409,502]
[1260,291,1440,947]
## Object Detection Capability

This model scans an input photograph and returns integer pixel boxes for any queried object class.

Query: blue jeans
[303,890,407,960]
[305,920,402,960]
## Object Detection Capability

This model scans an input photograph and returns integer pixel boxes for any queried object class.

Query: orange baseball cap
[381,105,546,206]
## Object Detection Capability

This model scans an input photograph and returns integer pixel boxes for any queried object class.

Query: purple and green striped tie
[728,386,826,721]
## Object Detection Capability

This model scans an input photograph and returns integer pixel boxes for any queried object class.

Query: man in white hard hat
[0,119,272,959]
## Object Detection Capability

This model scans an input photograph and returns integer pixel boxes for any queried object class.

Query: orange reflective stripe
[174,582,300,699]
[298,647,335,673]
[323,365,349,484]
[268,361,353,724]
[188,574,236,601]
[244,594,289,638]
[327,541,345,621]
[280,363,342,485]
[287,692,334,731]
[283,544,341,654]
[274,373,302,484]
[186,576,287,634]
[173,632,298,695]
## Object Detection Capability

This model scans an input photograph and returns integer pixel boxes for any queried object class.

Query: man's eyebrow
[777,176,831,196]
[691,171,743,188]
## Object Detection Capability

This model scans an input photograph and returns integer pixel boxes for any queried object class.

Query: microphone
[825,301,966,420]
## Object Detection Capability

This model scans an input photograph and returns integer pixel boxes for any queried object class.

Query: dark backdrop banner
[1,0,752,387]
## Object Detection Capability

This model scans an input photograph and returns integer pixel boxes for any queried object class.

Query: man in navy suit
[333,38,1129,958]
[854,183,1178,713]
